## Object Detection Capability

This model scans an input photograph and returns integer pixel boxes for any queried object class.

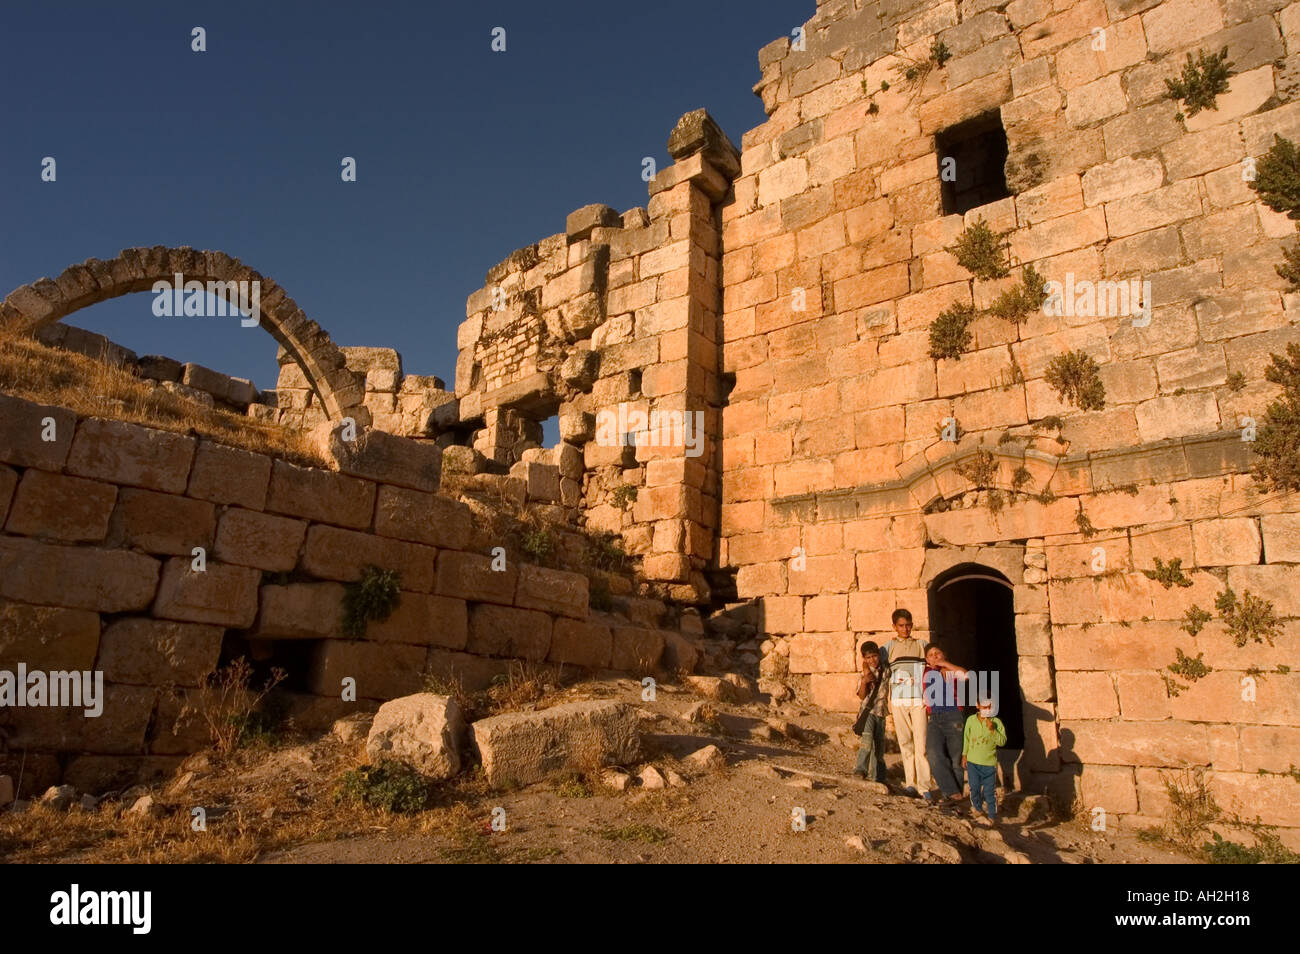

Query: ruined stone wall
[0,392,688,797]
[717,0,1300,837]
[446,121,739,603]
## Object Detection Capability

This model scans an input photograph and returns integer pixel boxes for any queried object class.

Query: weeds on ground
[184,658,287,756]
[334,760,429,813]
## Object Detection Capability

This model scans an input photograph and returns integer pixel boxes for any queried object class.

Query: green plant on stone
[611,484,639,510]
[1168,647,1213,683]
[928,302,976,360]
[1227,371,1246,392]
[1250,135,1300,218]
[334,759,429,813]
[1164,47,1234,118]
[1075,510,1098,538]
[956,448,998,487]
[988,265,1049,322]
[341,565,401,639]
[947,220,1010,280]
[1142,556,1194,589]
[520,525,556,563]
[1181,604,1213,637]
[1252,344,1300,491]
[929,38,951,67]
[1215,587,1282,647]
[586,531,628,572]
[1045,350,1106,411]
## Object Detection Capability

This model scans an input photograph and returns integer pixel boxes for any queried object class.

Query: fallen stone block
[365,693,466,780]
[469,700,641,788]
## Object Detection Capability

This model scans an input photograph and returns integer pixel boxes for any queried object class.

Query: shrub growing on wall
[342,565,401,638]
[1045,350,1106,411]
[947,220,1009,280]
[1164,47,1234,117]
[928,302,976,359]
[1252,343,1300,492]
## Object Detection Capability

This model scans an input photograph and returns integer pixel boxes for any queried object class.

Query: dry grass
[0,736,499,864]
[0,326,324,466]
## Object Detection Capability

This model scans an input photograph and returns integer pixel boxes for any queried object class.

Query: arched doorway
[926,562,1024,750]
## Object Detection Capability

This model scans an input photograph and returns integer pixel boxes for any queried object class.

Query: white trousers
[890,701,931,791]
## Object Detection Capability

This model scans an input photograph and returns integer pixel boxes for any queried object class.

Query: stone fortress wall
[5,0,1300,836]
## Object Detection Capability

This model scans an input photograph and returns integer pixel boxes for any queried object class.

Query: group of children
[852,609,1007,825]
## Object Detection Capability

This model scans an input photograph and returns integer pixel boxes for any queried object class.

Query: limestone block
[0,599,100,671]
[309,641,426,700]
[373,484,473,550]
[109,488,215,556]
[0,537,158,613]
[514,564,589,619]
[469,700,641,787]
[365,693,465,779]
[466,603,552,661]
[152,557,259,627]
[265,460,376,529]
[548,618,613,669]
[436,551,518,605]
[214,508,306,572]
[301,525,437,592]
[4,470,116,542]
[325,426,442,494]
[97,619,222,686]
[66,419,195,493]
[253,583,345,639]
[186,442,272,510]
[609,624,664,671]
[366,592,468,650]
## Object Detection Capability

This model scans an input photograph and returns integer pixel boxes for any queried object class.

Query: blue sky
[1,0,810,391]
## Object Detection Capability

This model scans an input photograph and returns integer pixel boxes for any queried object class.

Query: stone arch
[0,245,369,424]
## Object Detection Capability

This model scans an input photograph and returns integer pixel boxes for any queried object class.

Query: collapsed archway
[926,562,1025,751]
[0,245,369,424]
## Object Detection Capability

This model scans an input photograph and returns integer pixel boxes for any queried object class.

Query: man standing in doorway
[880,609,931,798]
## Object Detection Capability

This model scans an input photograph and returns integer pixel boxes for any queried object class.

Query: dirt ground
[0,676,1195,865]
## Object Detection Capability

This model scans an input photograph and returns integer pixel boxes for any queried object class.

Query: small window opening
[936,111,1011,216]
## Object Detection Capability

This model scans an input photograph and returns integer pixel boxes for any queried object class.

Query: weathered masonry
[428,0,1300,838]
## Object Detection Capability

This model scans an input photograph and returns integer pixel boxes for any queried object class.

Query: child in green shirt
[962,699,1006,824]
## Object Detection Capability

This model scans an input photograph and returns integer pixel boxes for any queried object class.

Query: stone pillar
[631,110,739,602]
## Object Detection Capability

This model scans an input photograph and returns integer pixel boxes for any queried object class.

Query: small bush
[611,484,639,510]
[586,531,629,572]
[334,760,429,813]
[1168,647,1213,683]
[947,220,1010,280]
[521,525,556,564]
[1162,769,1221,849]
[956,448,998,487]
[929,38,951,67]
[1164,47,1234,118]
[1045,350,1106,411]
[988,265,1049,322]
[1227,371,1246,391]
[928,302,976,360]
[1250,134,1300,218]
[1181,604,1213,637]
[341,565,401,639]
[1215,587,1282,647]
[1253,344,1300,491]
[186,658,287,756]
[1142,556,1193,589]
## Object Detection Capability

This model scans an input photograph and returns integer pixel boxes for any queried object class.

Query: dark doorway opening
[936,112,1012,216]
[926,563,1024,749]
